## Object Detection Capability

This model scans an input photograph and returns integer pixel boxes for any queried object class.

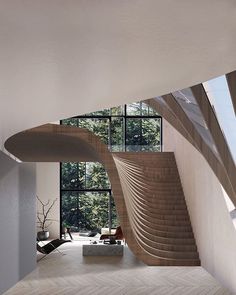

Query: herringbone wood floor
[4,242,231,295]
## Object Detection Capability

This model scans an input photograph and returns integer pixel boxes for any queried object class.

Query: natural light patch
[204,76,236,224]
[221,185,236,229]
[203,76,236,163]
[172,89,219,158]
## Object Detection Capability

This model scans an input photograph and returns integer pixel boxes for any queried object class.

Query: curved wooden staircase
[112,152,200,265]
[5,124,200,266]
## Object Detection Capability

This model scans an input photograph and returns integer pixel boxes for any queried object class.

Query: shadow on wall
[0,152,16,180]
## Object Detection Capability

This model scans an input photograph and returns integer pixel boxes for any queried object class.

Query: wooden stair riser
[113,152,200,266]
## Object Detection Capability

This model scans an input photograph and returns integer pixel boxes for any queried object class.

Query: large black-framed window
[60,101,162,237]
[61,102,162,152]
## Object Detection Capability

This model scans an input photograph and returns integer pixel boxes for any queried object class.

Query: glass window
[78,192,109,231]
[85,162,110,189]
[110,106,124,116]
[110,117,124,152]
[61,118,78,126]
[61,191,118,232]
[61,162,86,189]
[141,118,161,151]
[126,101,159,116]
[126,102,142,116]
[126,118,161,151]
[78,118,109,145]
[126,118,142,151]
[61,100,162,237]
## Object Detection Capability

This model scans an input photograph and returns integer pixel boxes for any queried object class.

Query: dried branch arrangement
[37,196,58,232]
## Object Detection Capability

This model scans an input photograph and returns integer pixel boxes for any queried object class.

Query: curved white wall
[164,120,236,293]
[1,1,236,150]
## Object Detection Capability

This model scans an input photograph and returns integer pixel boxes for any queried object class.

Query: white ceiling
[0,0,236,151]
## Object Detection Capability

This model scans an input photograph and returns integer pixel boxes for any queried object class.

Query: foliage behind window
[61,101,162,233]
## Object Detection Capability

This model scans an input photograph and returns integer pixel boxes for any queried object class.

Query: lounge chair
[100,226,124,240]
[37,239,71,260]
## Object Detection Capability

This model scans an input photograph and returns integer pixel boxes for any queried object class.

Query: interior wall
[0,151,36,295]
[163,119,236,293]
[36,163,60,239]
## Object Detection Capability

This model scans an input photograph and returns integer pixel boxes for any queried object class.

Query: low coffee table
[82,244,123,256]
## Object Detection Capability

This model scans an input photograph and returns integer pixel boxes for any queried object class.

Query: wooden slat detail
[191,84,236,206]
[112,152,200,266]
[226,71,236,116]
[145,98,195,147]
[4,124,200,266]
[146,95,236,208]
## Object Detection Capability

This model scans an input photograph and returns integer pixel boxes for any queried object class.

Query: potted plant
[37,196,57,241]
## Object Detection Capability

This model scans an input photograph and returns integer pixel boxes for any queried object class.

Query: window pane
[61,118,78,126]
[126,118,142,151]
[61,162,86,189]
[110,106,124,116]
[85,162,110,189]
[110,117,124,151]
[80,192,109,231]
[126,118,161,151]
[141,118,161,151]
[78,118,109,145]
[126,102,142,116]
[126,102,160,116]
[62,191,110,232]
[61,191,79,229]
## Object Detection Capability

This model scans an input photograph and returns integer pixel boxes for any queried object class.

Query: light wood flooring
[4,241,231,295]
